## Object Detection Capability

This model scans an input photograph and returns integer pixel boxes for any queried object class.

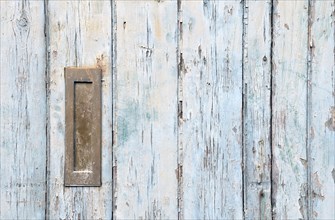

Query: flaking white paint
[0,1,334,219]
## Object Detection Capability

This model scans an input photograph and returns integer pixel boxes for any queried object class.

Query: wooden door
[1,0,334,219]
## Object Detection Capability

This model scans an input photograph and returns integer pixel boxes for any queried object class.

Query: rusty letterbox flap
[64,67,102,186]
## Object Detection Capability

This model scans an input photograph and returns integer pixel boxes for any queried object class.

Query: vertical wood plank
[243,1,272,219]
[271,0,309,218]
[309,1,335,218]
[179,1,243,219]
[113,1,178,219]
[47,1,113,218]
[0,1,46,218]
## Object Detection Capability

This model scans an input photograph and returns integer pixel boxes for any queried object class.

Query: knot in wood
[17,13,29,29]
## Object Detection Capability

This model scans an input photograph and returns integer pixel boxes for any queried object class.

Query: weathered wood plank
[113,1,178,219]
[179,1,243,219]
[271,0,309,218]
[47,1,113,219]
[243,1,272,219]
[309,1,335,218]
[0,1,46,218]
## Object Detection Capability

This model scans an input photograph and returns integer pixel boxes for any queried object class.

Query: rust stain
[52,50,58,58]
[284,23,290,30]
[96,54,107,74]
[299,158,307,168]
[154,16,162,39]
[310,126,315,139]
[64,68,101,186]
[312,172,325,201]
[176,164,183,182]
[325,106,335,131]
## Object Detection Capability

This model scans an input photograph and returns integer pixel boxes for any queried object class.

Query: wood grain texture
[309,1,335,219]
[47,1,113,219]
[243,1,272,219]
[271,0,309,218]
[179,1,243,219]
[0,1,46,219]
[1,0,334,218]
[113,1,178,219]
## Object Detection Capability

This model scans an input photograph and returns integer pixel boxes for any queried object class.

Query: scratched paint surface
[272,1,309,218]
[0,0,334,219]
[47,1,113,219]
[243,1,272,219]
[309,1,335,219]
[0,1,47,219]
[179,1,243,219]
[113,1,178,218]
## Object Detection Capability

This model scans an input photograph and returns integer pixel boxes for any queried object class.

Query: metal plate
[64,67,101,186]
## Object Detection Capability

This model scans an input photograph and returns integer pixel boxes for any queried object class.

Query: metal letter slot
[64,67,101,186]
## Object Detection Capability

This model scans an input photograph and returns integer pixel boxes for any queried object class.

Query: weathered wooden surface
[113,1,178,218]
[243,0,272,219]
[1,0,334,219]
[272,0,309,218]
[0,1,46,219]
[309,1,335,219]
[179,1,243,219]
[47,1,113,219]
